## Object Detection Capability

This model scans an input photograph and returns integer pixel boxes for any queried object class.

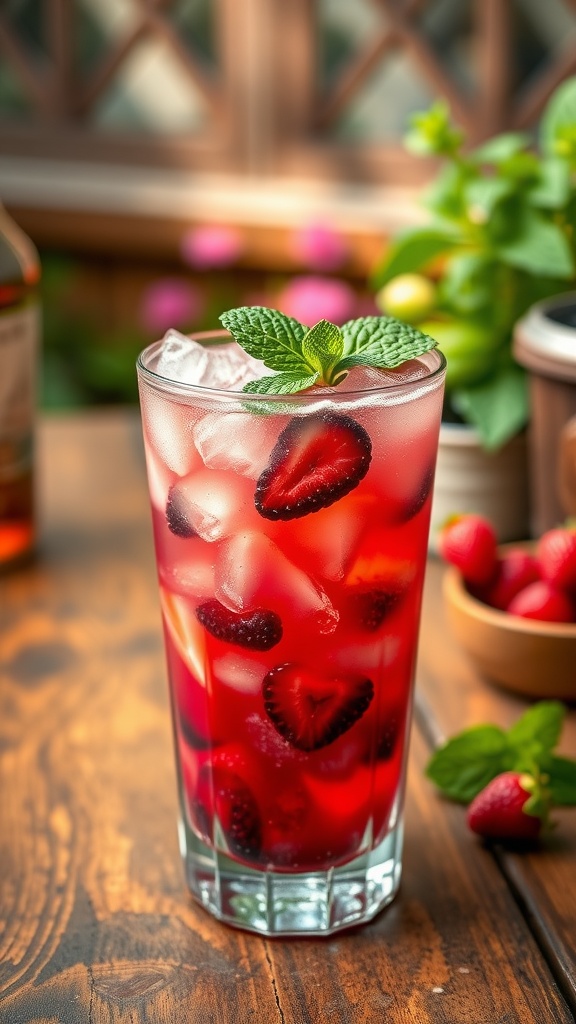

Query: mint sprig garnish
[219,306,437,396]
[426,701,576,805]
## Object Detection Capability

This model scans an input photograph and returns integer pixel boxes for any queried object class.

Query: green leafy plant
[372,78,576,450]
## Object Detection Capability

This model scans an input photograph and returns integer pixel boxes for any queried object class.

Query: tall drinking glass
[137,330,445,936]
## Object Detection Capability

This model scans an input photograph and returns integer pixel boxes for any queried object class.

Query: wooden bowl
[443,565,576,700]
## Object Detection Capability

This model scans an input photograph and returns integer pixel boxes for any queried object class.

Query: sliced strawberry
[349,587,403,632]
[262,663,373,751]
[399,460,435,523]
[196,599,283,650]
[255,413,371,521]
[193,747,262,859]
[165,482,198,538]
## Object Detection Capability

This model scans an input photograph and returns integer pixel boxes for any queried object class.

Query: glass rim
[137,329,447,403]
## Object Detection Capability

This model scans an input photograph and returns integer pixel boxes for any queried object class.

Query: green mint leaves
[426,701,576,807]
[219,306,437,396]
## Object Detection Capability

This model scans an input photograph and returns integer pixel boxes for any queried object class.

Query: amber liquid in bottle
[0,205,40,569]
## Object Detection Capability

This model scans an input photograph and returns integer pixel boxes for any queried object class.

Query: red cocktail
[138,322,445,934]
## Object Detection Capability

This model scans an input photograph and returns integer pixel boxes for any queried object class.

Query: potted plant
[372,77,576,542]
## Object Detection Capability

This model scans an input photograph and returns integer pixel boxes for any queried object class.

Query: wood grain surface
[0,411,574,1023]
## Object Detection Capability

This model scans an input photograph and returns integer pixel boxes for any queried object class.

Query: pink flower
[140,278,204,334]
[278,275,356,327]
[181,225,243,269]
[292,222,348,272]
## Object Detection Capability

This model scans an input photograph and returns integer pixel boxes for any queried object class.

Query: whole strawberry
[485,548,540,611]
[537,527,576,595]
[507,581,575,623]
[467,771,547,841]
[438,513,497,587]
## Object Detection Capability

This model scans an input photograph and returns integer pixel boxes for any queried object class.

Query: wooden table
[1,410,575,1024]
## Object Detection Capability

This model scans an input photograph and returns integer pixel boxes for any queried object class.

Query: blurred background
[1,0,576,409]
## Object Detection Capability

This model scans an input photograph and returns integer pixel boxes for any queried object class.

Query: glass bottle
[0,203,40,569]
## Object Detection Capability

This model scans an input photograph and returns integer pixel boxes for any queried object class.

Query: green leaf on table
[371,226,461,290]
[471,132,531,165]
[544,756,576,806]
[507,701,566,758]
[452,362,529,451]
[337,316,437,371]
[495,207,575,279]
[425,725,509,803]
[219,306,308,372]
[529,157,571,209]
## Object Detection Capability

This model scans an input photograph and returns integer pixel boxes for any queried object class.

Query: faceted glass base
[179,817,404,936]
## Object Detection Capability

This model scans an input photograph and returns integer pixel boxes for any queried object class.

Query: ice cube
[156,330,267,390]
[287,494,375,581]
[193,411,280,479]
[168,468,260,542]
[143,387,202,478]
[244,713,298,763]
[212,654,264,695]
[215,531,338,633]
[159,539,216,600]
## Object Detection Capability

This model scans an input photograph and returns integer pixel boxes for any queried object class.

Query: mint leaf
[371,226,460,290]
[336,316,437,372]
[425,725,509,803]
[242,370,319,395]
[220,306,308,372]
[301,319,343,378]
[507,701,566,757]
[544,755,576,806]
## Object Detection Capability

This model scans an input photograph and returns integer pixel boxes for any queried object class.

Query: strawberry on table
[438,513,498,587]
[466,771,547,841]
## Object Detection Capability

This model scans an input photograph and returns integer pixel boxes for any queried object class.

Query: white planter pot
[429,424,530,552]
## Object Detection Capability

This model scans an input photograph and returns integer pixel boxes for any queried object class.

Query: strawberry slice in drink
[262,663,374,751]
[255,413,372,521]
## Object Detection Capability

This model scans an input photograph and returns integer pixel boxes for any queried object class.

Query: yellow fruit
[376,274,437,324]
